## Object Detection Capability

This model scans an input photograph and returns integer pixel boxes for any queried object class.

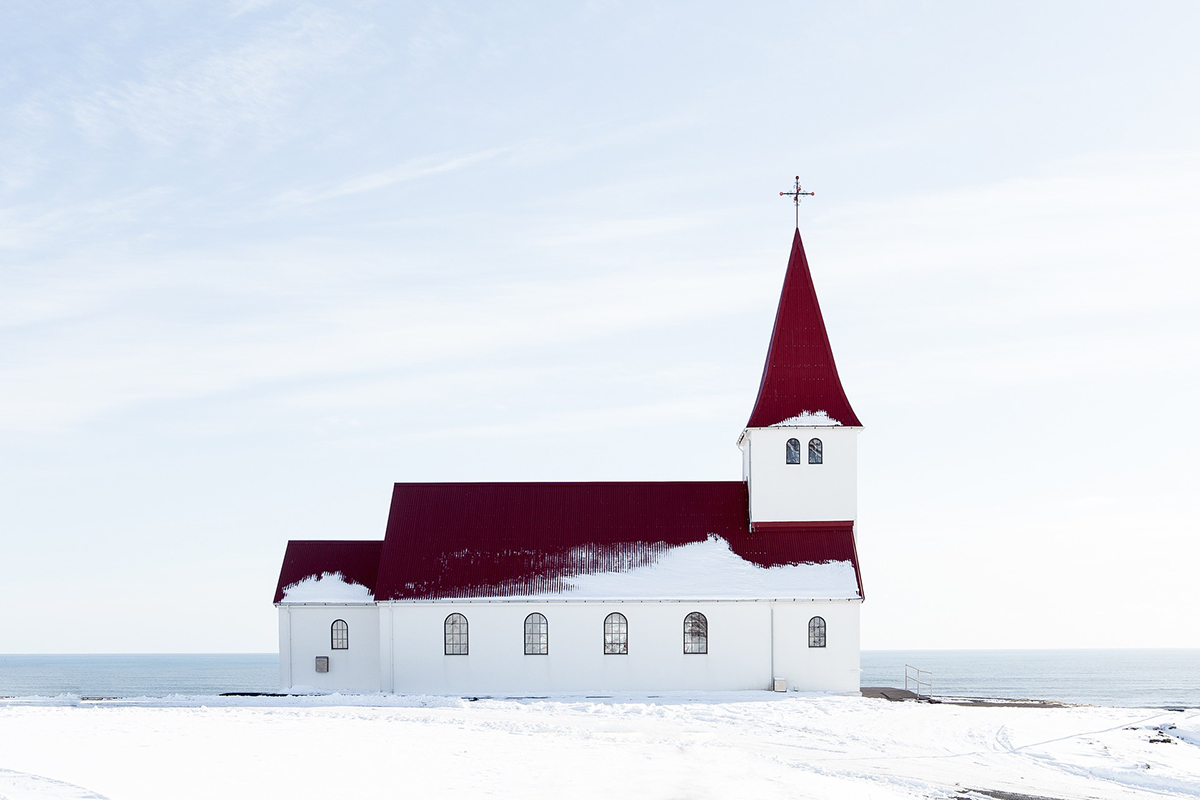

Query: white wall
[771,600,861,693]
[381,599,860,695]
[741,426,859,523]
[278,604,380,692]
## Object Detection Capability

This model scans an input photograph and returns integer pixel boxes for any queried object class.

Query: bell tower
[738,227,862,526]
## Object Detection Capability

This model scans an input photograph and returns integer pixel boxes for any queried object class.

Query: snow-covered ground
[0,694,1196,799]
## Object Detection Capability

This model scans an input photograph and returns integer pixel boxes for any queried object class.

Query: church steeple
[745,229,861,429]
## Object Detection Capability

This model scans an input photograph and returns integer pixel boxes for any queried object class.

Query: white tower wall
[740,426,859,524]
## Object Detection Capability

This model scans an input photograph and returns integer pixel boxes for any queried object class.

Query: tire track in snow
[0,767,111,800]
[994,711,1200,798]
[1005,711,1173,753]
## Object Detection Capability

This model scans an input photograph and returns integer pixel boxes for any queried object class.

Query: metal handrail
[904,664,933,700]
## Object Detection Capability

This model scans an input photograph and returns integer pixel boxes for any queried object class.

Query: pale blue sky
[2,1,1197,653]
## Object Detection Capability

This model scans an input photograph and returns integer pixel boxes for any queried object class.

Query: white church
[274,225,867,695]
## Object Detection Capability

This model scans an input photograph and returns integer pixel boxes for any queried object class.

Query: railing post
[903,664,933,700]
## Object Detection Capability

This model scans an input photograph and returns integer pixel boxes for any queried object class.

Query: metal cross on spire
[779,176,815,227]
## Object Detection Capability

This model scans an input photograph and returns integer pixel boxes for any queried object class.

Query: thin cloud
[0,256,764,432]
[272,146,511,207]
[69,7,372,150]
[400,394,746,442]
[269,115,692,209]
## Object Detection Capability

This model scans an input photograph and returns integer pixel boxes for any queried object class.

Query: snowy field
[0,694,1196,799]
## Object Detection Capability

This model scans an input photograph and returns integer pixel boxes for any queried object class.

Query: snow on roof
[500,535,859,601]
[771,411,842,427]
[273,540,382,604]
[745,229,862,429]
[280,572,375,604]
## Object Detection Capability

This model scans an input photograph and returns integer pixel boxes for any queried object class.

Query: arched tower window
[808,616,826,648]
[524,612,548,655]
[331,619,348,650]
[603,612,628,655]
[808,438,823,464]
[683,612,708,654]
[786,438,801,464]
[444,613,469,655]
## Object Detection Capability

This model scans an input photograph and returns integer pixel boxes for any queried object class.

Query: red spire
[745,229,862,429]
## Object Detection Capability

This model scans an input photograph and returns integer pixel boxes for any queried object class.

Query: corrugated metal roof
[746,229,862,429]
[749,520,864,599]
[272,540,383,603]
[372,481,862,600]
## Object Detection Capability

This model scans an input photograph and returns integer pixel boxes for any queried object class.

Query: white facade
[278,603,380,692]
[279,598,860,694]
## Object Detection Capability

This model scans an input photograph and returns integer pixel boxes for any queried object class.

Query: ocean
[0,654,278,699]
[861,649,1199,708]
[0,650,1195,707]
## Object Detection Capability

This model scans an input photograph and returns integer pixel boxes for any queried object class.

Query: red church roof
[274,484,862,602]
[272,540,382,603]
[746,229,862,428]
[371,482,860,600]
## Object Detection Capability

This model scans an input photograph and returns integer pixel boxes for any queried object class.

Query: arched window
[524,612,548,655]
[808,616,826,648]
[786,438,801,464]
[683,612,708,654]
[331,619,349,649]
[603,612,628,655]
[444,613,469,655]
[808,438,823,464]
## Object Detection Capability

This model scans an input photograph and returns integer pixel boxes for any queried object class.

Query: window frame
[786,437,802,465]
[524,612,549,655]
[330,618,349,650]
[808,438,823,465]
[683,611,708,655]
[603,612,628,655]
[444,612,469,656]
[808,616,827,648]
